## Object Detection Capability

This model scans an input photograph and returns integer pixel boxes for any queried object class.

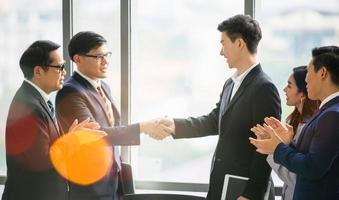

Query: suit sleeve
[172,97,220,139]
[56,86,140,146]
[274,111,339,180]
[243,82,281,199]
[6,106,53,172]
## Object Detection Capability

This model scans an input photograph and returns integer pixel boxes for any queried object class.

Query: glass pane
[257,0,339,187]
[0,0,62,176]
[131,0,244,183]
[73,0,121,108]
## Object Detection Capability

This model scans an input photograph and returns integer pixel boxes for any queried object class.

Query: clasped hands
[140,117,175,140]
[68,118,107,137]
[67,117,176,140]
[249,117,294,154]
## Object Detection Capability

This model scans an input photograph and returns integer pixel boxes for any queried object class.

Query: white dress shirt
[319,91,339,109]
[230,62,259,100]
[76,70,101,89]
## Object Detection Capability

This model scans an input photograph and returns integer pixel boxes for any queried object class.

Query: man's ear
[320,66,328,80]
[237,38,245,49]
[73,54,81,64]
[33,65,44,78]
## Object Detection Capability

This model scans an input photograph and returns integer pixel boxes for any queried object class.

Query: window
[0,0,62,176]
[131,0,243,183]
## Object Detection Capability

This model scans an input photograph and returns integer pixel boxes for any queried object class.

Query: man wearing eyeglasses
[2,40,101,200]
[55,31,170,200]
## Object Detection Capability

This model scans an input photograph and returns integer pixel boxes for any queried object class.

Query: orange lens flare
[50,130,113,185]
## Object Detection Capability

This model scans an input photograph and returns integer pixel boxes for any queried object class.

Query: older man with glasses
[2,40,100,200]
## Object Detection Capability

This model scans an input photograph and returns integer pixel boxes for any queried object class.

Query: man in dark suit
[250,46,339,200]
[55,31,170,200]
[160,15,281,200]
[2,40,98,200]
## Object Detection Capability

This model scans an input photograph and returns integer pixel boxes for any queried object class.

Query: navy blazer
[274,96,339,200]
[2,82,68,200]
[56,72,140,200]
[174,65,281,200]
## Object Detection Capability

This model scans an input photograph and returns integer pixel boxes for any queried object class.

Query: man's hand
[68,118,107,137]
[264,117,294,144]
[140,117,174,140]
[249,119,288,154]
[158,117,175,134]
[251,124,270,139]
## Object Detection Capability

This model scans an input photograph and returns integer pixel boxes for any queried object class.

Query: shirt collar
[76,70,101,89]
[231,62,259,83]
[24,79,50,103]
[319,91,339,109]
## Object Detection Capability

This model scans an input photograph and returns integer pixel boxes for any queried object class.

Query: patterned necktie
[47,100,56,120]
[47,100,59,132]
[96,86,120,170]
[96,86,115,126]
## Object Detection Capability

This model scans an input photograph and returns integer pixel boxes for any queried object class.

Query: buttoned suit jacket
[174,65,281,200]
[56,72,140,200]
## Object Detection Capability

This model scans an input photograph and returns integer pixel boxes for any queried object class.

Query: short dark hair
[19,40,60,79]
[217,14,262,54]
[68,31,107,61]
[312,46,339,85]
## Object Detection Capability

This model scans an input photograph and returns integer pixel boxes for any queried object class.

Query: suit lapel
[73,72,117,126]
[296,96,339,147]
[22,82,61,135]
[38,98,61,135]
[296,110,321,147]
[221,65,262,117]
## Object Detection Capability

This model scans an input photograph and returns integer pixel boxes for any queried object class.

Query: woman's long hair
[286,66,321,132]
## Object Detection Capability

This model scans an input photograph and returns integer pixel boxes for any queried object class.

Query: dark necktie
[47,100,56,119]
[227,80,235,104]
[47,100,59,132]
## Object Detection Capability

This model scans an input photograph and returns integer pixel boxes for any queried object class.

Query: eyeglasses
[47,63,66,73]
[81,52,112,61]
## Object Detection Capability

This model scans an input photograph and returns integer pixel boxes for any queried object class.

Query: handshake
[139,117,175,140]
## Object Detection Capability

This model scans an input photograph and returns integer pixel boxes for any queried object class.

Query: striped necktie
[96,85,121,170]
[47,100,55,119]
[96,86,115,126]
[47,100,59,133]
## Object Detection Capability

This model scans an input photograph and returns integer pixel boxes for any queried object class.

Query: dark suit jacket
[2,81,68,200]
[274,96,339,200]
[56,72,140,200]
[173,65,281,200]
